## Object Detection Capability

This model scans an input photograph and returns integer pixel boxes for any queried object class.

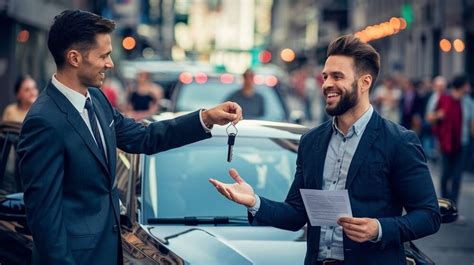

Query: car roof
[149,112,308,140]
[120,60,216,80]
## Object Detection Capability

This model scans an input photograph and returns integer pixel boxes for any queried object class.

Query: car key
[226,124,238,162]
[227,133,236,162]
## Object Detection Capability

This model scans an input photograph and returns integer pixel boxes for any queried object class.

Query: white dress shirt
[52,75,108,159]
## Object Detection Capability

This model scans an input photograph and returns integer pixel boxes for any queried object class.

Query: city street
[414,162,474,265]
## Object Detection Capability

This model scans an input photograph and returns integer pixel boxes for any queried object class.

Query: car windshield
[175,81,287,121]
[142,136,298,222]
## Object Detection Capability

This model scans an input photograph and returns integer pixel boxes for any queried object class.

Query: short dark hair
[14,75,32,95]
[451,75,469,90]
[48,10,116,69]
[327,35,380,91]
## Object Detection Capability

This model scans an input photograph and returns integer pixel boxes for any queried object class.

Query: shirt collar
[332,105,374,137]
[52,74,91,113]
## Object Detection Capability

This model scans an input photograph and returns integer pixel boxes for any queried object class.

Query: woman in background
[2,75,39,123]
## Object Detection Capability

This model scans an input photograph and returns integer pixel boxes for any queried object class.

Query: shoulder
[25,91,56,118]
[3,103,17,114]
[300,119,331,143]
[378,115,419,144]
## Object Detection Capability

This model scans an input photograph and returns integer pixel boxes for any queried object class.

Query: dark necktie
[84,98,106,159]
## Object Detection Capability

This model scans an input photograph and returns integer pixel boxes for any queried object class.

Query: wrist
[248,194,257,208]
[201,109,214,129]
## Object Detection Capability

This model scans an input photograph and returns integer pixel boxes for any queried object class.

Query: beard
[325,81,359,116]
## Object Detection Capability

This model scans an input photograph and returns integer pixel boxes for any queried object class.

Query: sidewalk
[413,162,474,265]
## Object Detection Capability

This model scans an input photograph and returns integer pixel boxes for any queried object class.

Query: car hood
[144,225,306,265]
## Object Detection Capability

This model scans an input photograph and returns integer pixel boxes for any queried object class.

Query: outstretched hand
[202,101,243,127]
[209,168,256,208]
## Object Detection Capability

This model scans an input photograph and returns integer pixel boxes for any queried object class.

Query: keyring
[226,123,238,136]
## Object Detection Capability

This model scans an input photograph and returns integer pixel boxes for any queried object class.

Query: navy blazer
[250,111,441,265]
[17,81,211,265]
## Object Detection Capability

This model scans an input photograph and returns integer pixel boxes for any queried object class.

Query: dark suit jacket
[17,81,211,265]
[249,111,441,265]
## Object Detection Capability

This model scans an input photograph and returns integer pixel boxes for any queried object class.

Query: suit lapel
[91,95,116,179]
[46,82,110,174]
[312,122,333,189]
[345,112,381,189]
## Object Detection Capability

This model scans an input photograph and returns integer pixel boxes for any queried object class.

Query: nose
[106,57,114,69]
[322,79,333,91]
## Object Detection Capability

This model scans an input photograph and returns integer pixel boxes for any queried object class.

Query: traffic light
[401,4,414,28]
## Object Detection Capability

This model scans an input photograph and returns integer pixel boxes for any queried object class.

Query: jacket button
[113,225,119,232]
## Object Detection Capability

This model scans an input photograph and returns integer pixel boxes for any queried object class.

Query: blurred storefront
[349,0,474,81]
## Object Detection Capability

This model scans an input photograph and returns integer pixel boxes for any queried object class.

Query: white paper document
[300,189,352,226]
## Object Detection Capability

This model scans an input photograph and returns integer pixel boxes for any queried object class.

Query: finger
[209,178,226,187]
[225,187,236,201]
[338,217,366,225]
[225,101,238,113]
[220,112,238,123]
[339,222,367,234]
[229,168,245,184]
[216,184,232,200]
[232,103,243,123]
[344,231,366,243]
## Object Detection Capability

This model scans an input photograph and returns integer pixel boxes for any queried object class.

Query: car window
[116,150,133,205]
[0,124,22,195]
[142,136,298,221]
[175,81,287,121]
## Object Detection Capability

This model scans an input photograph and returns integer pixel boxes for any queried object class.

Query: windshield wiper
[147,216,248,225]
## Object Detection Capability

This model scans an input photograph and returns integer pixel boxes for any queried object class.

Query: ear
[66,49,82,68]
[358,74,372,93]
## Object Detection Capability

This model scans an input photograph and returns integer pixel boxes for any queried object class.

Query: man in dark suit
[17,10,242,265]
[210,35,440,265]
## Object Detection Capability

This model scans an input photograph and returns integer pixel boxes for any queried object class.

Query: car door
[115,150,187,265]
[0,122,32,265]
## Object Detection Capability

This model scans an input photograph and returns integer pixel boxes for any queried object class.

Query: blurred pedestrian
[226,69,265,119]
[126,71,163,120]
[2,75,39,123]
[101,77,119,108]
[17,10,242,265]
[424,76,448,159]
[434,75,470,224]
[372,75,401,123]
[426,76,447,124]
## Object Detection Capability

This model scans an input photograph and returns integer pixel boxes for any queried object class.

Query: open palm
[209,168,256,208]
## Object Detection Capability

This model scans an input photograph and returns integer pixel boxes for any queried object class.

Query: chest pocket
[351,162,390,200]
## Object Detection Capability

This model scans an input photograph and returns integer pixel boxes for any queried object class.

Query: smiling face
[77,33,114,88]
[322,55,361,116]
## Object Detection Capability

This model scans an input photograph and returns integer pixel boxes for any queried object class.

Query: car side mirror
[438,198,458,224]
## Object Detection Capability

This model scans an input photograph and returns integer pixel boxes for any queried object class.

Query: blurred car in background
[0,118,458,265]
[170,72,292,122]
[120,60,304,123]
[120,60,215,100]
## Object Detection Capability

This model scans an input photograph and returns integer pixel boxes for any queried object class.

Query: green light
[401,3,414,26]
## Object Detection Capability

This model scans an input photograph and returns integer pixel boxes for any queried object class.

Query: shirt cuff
[370,219,383,242]
[247,195,261,216]
[199,109,212,133]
